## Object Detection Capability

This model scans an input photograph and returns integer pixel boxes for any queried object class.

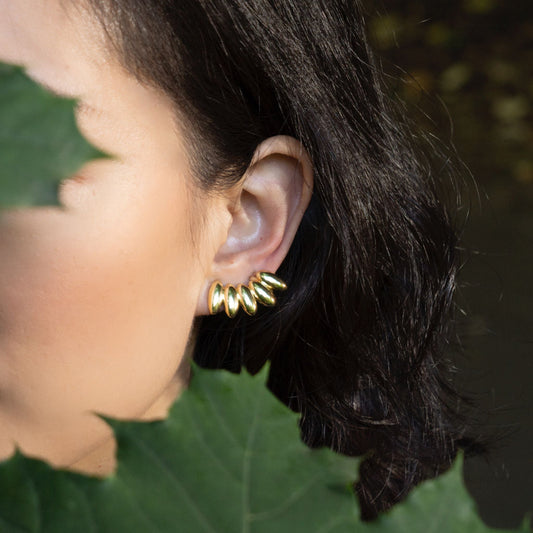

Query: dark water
[369,0,533,526]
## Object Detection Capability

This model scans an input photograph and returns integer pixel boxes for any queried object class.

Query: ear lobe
[195,135,313,316]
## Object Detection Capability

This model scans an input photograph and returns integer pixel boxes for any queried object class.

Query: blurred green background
[367,0,532,527]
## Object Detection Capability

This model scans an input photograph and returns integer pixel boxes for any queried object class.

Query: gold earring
[208,272,287,318]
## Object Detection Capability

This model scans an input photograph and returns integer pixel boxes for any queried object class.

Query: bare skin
[0,0,312,475]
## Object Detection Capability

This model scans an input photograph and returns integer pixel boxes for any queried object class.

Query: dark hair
[88,0,478,519]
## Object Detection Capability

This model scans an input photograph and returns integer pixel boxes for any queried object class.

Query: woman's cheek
[0,172,198,423]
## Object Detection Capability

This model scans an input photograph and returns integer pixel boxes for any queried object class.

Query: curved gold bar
[237,284,257,315]
[208,281,224,314]
[251,281,276,306]
[224,285,240,318]
[257,271,287,291]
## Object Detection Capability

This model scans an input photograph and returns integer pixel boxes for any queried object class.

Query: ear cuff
[208,272,287,318]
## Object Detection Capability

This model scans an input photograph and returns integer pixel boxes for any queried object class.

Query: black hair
[88,0,478,519]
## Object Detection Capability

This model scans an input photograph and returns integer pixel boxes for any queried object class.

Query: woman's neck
[69,355,191,477]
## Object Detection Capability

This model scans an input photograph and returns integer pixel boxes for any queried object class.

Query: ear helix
[208,272,287,318]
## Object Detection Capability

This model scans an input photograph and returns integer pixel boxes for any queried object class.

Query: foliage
[0,63,102,207]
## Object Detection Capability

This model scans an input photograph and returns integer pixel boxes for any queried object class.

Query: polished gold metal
[256,271,287,291]
[208,271,286,318]
[224,285,240,318]
[250,281,276,306]
[237,284,257,315]
[208,281,224,315]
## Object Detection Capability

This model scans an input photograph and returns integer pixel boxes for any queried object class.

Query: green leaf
[369,457,523,533]
[0,366,529,532]
[0,367,361,533]
[0,62,103,207]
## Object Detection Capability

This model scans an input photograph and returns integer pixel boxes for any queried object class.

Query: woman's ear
[195,135,313,316]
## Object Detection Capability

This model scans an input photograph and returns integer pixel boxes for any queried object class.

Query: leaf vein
[241,397,261,533]
[248,470,324,523]
[127,434,218,533]
[196,377,244,451]
[186,403,242,485]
